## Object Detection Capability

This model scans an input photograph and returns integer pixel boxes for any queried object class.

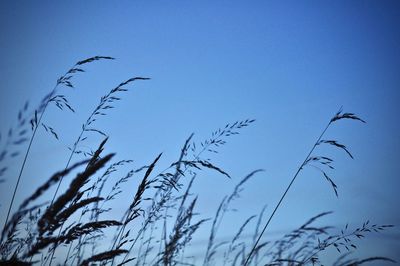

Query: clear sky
[0,1,399,265]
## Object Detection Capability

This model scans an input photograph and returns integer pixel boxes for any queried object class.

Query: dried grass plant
[0,59,394,266]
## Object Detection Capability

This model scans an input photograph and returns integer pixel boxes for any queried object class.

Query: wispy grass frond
[1,58,393,266]
[38,153,114,236]
[80,249,128,266]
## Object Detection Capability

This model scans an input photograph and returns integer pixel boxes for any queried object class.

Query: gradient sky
[0,1,399,265]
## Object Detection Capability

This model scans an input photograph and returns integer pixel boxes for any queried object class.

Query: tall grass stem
[243,115,334,266]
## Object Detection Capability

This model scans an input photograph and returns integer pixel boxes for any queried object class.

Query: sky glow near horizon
[0,1,399,265]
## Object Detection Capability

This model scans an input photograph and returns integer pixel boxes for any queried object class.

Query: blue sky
[0,1,399,264]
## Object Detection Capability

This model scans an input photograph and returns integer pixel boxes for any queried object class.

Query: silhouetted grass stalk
[3,82,62,236]
[2,58,392,266]
[2,56,114,238]
[47,77,149,266]
[120,121,254,264]
[243,123,330,265]
[244,107,365,265]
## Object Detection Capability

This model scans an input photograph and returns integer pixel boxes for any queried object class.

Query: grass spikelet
[63,220,122,243]
[322,172,339,197]
[190,119,255,158]
[26,220,122,258]
[126,153,162,224]
[182,160,231,178]
[37,153,114,236]
[302,221,394,264]
[80,249,128,266]
[18,160,90,210]
[52,197,104,228]
[319,140,354,159]
[76,56,115,65]
[330,109,366,124]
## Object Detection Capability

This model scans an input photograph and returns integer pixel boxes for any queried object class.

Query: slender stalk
[46,131,95,266]
[42,111,85,266]
[49,76,144,265]
[243,115,334,266]
[52,131,85,206]
[119,130,232,264]
[2,84,58,235]
[64,173,114,265]
[3,56,114,241]
[1,55,101,236]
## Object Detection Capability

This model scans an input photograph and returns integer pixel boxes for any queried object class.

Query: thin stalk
[243,117,333,266]
[1,55,96,236]
[65,216,86,266]
[64,176,114,265]
[2,56,114,263]
[2,83,58,235]
[119,121,252,264]
[118,133,221,264]
[52,131,85,205]
[140,222,156,266]
[49,76,142,265]
[46,131,84,266]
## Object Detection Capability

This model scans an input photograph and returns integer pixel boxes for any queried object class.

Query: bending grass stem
[2,84,57,236]
[47,131,90,266]
[243,115,334,266]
